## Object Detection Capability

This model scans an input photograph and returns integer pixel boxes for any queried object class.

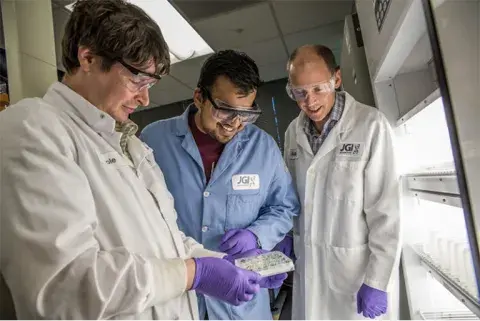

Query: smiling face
[194,75,257,144]
[288,47,342,125]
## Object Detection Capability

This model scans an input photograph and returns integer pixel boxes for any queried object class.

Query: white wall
[1,0,58,103]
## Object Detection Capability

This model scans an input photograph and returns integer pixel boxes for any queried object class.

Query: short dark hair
[62,0,170,75]
[197,50,262,98]
[287,44,338,75]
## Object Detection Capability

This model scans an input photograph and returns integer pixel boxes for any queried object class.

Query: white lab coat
[0,82,224,320]
[284,92,401,320]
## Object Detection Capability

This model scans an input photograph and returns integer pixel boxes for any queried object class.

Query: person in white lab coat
[0,0,280,319]
[277,44,401,319]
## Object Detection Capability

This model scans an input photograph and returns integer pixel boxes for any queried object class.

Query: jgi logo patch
[338,143,363,157]
[232,174,260,190]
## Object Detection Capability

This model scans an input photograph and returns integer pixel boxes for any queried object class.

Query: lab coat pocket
[329,160,366,202]
[327,244,369,294]
[225,191,260,230]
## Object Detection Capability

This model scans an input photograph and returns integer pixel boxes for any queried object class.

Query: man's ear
[77,46,97,73]
[193,88,204,108]
[334,68,342,89]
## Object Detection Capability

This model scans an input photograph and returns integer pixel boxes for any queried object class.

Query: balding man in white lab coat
[275,44,401,320]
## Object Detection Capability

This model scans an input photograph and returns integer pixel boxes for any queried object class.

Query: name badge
[232,174,260,190]
[337,143,364,158]
[99,151,127,168]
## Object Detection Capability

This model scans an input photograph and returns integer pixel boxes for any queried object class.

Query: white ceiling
[51,0,354,110]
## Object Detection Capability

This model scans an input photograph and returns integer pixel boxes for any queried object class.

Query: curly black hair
[197,50,262,98]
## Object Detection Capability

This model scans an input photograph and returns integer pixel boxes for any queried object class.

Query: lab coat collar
[43,82,116,134]
[174,104,249,142]
[173,105,193,136]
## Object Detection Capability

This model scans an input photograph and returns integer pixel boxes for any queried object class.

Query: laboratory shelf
[403,171,461,208]
[419,310,478,320]
[412,246,480,318]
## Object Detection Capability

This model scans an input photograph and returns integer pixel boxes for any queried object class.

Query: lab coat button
[203,191,210,197]
[202,226,208,232]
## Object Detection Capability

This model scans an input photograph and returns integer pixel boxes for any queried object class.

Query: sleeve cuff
[363,277,389,292]
[190,247,226,259]
[150,257,188,305]
[246,227,264,249]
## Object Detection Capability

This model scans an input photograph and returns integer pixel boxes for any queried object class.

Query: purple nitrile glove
[224,249,288,289]
[219,229,258,256]
[273,235,295,261]
[192,257,261,306]
[259,272,287,288]
[357,283,388,319]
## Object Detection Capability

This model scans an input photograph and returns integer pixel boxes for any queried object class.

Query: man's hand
[273,234,295,260]
[357,283,388,319]
[219,229,258,255]
[259,273,287,289]
[191,257,261,306]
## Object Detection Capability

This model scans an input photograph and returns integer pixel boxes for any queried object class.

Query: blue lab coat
[140,106,300,320]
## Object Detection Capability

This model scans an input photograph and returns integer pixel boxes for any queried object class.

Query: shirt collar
[115,119,138,137]
[43,82,116,134]
[330,91,345,122]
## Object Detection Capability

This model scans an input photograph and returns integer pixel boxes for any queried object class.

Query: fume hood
[350,0,480,319]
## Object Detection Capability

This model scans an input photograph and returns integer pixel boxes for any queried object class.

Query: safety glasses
[286,78,335,101]
[204,89,262,124]
[118,60,161,92]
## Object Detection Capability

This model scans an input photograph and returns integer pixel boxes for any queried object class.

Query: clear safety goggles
[119,60,161,92]
[286,78,335,101]
[204,90,262,124]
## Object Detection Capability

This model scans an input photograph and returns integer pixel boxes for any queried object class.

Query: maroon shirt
[188,114,224,182]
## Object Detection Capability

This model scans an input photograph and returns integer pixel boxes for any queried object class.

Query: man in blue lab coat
[140,50,300,320]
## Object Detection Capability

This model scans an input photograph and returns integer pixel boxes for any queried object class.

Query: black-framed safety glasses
[203,88,262,124]
[118,60,161,92]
